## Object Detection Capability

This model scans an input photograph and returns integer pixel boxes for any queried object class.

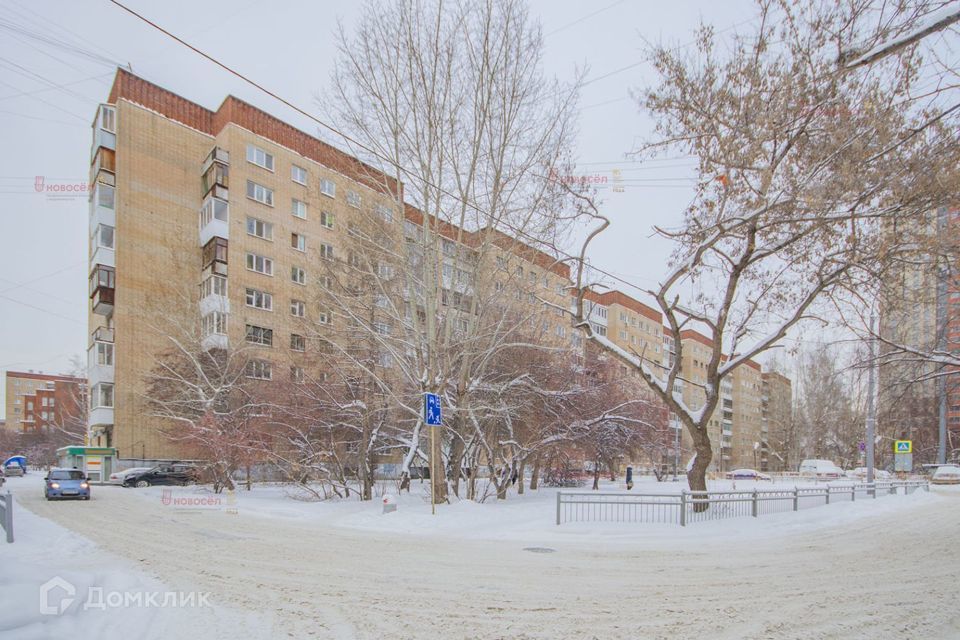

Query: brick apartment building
[87,68,788,471]
[4,370,86,435]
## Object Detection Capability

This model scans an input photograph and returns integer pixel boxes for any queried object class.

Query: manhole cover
[523,547,556,553]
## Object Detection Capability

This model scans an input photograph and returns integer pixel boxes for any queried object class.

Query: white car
[931,465,960,485]
[108,467,153,485]
[846,467,892,480]
[725,468,772,481]
[799,459,844,479]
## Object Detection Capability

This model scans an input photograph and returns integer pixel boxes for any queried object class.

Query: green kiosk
[56,446,117,484]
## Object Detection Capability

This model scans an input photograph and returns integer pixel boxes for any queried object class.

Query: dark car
[45,468,91,500]
[122,464,198,488]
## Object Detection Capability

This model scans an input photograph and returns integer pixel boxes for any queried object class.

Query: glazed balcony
[90,104,116,161]
[89,264,115,316]
[199,195,229,246]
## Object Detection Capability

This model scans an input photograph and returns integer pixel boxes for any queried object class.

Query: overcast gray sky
[0,0,766,417]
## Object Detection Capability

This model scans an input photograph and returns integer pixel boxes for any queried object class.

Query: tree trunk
[529,456,541,491]
[687,425,714,512]
[245,464,251,491]
[517,458,526,495]
[592,461,600,490]
[447,436,465,498]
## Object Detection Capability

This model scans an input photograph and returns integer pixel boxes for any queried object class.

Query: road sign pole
[430,424,436,516]
[865,310,877,484]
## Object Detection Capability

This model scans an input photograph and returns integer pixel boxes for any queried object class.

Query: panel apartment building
[86,69,582,462]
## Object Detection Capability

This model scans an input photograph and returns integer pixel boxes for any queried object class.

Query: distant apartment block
[4,370,86,435]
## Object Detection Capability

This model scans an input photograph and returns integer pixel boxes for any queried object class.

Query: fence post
[851,485,855,502]
[825,486,830,505]
[752,489,758,517]
[679,490,687,527]
[871,482,877,499]
[793,486,799,511]
[555,491,561,526]
[3,492,12,544]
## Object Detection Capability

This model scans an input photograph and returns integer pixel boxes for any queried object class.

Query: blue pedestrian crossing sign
[894,440,912,454]
[424,392,442,426]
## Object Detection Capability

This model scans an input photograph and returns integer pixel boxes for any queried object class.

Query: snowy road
[12,482,960,639]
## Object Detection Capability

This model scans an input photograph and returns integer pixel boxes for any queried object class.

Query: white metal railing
[556,481,930,526]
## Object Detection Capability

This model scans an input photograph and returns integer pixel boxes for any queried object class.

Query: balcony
[87,342,115,388]
[202,236,228,278]
[90,104,116,161]
[201,333,229,352]
[89,264,115,316]
[90,224,115,269]
[199,195,229,246]
[91,326,115,345]
[201,147,230,199]
[89,181,116,239]
[89,406,114,428]
[199,274,229,316]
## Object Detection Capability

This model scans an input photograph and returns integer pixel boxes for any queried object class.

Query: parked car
[846,467,892,480]
[3,464,24,478]
[725,468,772,481]
[799,459,844,479]
[44,468,91,500]
[931,464,960,485]
[108,466,153,485]
[122,464,198,488]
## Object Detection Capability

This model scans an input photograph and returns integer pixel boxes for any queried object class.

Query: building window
[319,243,334,259]
[291,233,306,252]
[290,198,307,219]
[290,365,304,382]
[245,287,273,311]
[320,211,335,229]
[290,299,306,317]
[202,311,228,336]
[201,274,227,298]
[95,341,114,366]
[443,239,456,257]
[92,382,114,409]
[317,310,331,325]
[320,178,336,198]
[245,324,273,346]
[95,183,115,209]
[245,252,273,276]
[246,144,274,171]
[42,397,49,407]
[291,164,307,185]
[246,180,274,206]
[246,216,273,240]
[246,359,272,380]
[346,189,361,208]
[290,334,305,351]
[93,224,114,250]
[291,266,306,285]
[319,275,332,290]
[373,322,391,336]
[200,197,228,226]
[375,204,394,223]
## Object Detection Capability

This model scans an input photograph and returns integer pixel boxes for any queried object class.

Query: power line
[545,0,627,37]
[106,0,669,299]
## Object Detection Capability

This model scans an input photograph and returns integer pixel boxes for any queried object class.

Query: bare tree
[564,1,959,504]
[324,0,582,503]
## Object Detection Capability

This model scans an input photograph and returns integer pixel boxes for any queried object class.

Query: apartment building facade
[87,70,585,463]
[4,371,86,435]
[762,371,793,471]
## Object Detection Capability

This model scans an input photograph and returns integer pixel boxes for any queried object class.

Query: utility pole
[936,205,949,464]
[866,310,877,483]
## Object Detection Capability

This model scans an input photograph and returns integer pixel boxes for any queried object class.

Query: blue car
[44,468,91,500]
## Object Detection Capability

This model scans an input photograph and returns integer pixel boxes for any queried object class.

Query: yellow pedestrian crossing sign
[894,440,912,454]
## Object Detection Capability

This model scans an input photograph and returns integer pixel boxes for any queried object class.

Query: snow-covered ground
[2,473,959,639]
[0,475,272,639]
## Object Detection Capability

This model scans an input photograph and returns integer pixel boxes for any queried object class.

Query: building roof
[597,291,661,322]
[6,371,85,384]
[107,69,401,198]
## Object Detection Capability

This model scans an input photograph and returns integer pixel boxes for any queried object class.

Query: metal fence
[0,491,13,543]
[556,481,929,526]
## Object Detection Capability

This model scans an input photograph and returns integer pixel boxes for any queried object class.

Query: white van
[799,459,844,479]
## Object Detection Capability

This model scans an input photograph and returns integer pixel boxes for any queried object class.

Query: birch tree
[325,0,581,502]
